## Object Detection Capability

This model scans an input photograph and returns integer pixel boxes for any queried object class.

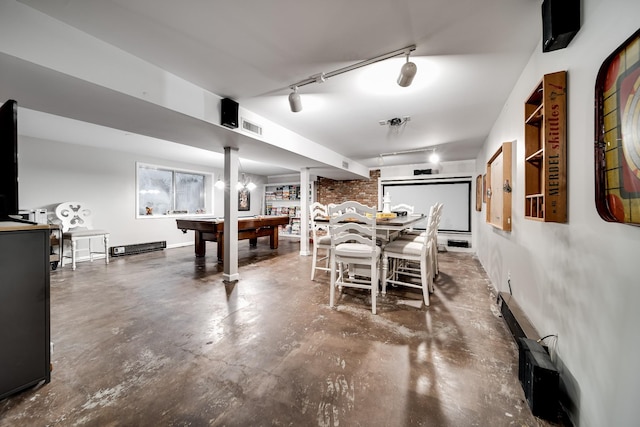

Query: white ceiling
[12,0,542,177]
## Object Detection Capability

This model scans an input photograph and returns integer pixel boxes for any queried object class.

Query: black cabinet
[0,222,51,400]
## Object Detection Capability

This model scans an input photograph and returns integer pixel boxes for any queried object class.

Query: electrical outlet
[114,246,125,254]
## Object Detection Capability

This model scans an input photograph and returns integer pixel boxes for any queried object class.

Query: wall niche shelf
[524,71,567,222]
[486,142,512,231]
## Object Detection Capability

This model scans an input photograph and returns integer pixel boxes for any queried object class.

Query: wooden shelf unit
[264,182,301,237]
[486,142,513,231]
[524,71,567,222]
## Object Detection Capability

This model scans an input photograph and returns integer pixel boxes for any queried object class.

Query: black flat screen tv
[0,99,19,219]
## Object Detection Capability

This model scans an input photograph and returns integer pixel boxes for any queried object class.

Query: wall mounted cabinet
[524,71,567,222]
[486,142,513,231]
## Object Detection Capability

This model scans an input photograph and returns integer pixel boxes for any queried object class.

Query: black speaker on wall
[220,98,239,129]
[542,0,581,52]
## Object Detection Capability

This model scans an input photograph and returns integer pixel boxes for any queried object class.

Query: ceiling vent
[241,118,262,136]
[342,161,349,169]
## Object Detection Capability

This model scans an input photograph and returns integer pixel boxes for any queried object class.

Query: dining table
[315,213,426,243]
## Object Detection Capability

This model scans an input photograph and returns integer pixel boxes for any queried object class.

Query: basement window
[136,162,211,217]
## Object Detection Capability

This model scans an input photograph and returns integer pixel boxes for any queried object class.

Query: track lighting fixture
[289,86,302,112]
[286,44,416,112]
[429,149,440,164]
[397,51,417,87]
[215,175,225,189]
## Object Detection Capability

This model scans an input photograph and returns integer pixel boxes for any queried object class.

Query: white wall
[475,1,640,426]
[18,136,266,249]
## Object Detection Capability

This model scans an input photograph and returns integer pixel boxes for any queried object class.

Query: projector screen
[382,180,471,232]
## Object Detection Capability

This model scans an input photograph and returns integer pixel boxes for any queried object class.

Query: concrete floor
[0,239,564,426]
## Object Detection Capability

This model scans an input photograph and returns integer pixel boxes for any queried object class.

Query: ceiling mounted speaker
[542,0,581,52]
[220,98,239,128]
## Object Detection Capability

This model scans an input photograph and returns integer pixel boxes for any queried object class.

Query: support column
[223,147,240,282]
[299,168,311,256]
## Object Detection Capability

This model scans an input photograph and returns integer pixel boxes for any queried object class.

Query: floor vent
[110,241,166,257]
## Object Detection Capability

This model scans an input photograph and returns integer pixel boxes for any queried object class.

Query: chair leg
[71,239,77,271]
[103,234,109,265]
[370,262,377,315]
[381,254,388,295]
[329,253,336,308]
[420,259,430,306]
[311,245,318,280]
[60,238,65,267]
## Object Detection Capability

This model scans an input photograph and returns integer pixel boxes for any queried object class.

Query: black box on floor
[517,338,559,421]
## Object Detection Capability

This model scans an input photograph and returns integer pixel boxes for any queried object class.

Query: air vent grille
[241,118,262,136]
[342,161,349,169]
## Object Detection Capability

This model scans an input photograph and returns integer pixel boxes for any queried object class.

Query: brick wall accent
[316,170,380,209]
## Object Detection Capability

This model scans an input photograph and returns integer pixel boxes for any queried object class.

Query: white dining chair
[310,202,331,280]
[55,201,110,271]
[381,207,437,306]
[396,203,442,279]
[328,201,381,314]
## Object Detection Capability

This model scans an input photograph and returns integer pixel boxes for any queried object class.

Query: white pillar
[223,147,240,282]
[299,168,310,256]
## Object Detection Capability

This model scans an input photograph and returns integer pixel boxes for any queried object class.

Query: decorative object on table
[382,192,392,213]
[595,28,640,225]
[238,188,250,211]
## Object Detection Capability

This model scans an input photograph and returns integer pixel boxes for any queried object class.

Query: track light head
[429,150,440,164]
[288,87,302,112]
[397,53,417,87]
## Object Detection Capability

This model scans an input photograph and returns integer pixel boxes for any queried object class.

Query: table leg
[249,237,258,247]
[217,232,223,263]
[269,227,279,249]
[194,231,206,257]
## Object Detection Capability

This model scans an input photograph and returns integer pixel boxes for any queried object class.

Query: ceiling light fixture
[215,175,225,189]
[287,44,416,112]
[429,149,440,164]
[397,51,417,87]
[288,86,303,112]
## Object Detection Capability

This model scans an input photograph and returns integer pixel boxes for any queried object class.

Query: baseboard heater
[447,239,469,248]
[518,338,559,421]
[498,292,559,421]
[110,241,166,257]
